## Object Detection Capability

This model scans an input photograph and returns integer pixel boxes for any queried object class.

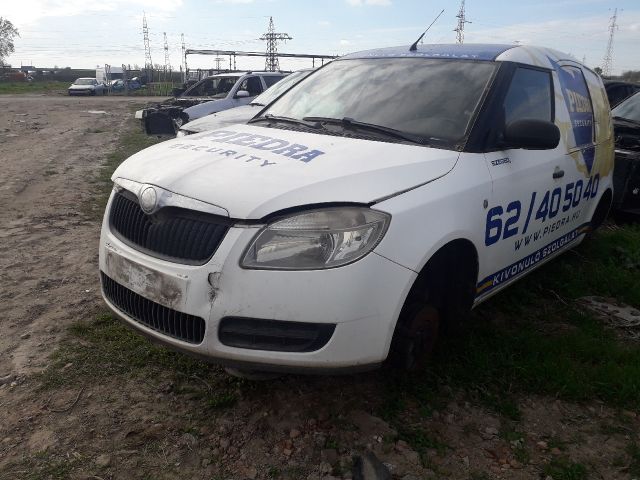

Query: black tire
[389,244,476,370]
[587,190,612,237]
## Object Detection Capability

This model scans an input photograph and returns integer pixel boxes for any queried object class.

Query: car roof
[207,71,288,79]
[341,43,581,70]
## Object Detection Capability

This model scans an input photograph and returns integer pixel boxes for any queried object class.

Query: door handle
[553,168,565,179]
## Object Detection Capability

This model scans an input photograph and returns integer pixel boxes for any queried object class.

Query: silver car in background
[177,69,314,137]
[68,78,106,96]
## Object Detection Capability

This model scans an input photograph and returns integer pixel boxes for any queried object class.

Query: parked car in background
[136,71,288,135]
[604,80,640,108]
[100,44,614,376]
[611,90,640,217]
[109,79,142,92]
[177,69,314,137]
[68,78,106,96]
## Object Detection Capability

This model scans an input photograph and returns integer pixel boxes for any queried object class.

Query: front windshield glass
[74,79,95,85]
[184,76,238,97]
[612,92,640,122]
[253,70,312,106]
[262,58,496,145]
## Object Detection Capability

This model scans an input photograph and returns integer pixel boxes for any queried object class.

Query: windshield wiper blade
[302,116,428,145]
[249,114,320,129]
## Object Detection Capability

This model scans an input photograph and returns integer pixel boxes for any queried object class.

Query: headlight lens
[175,129,189,137]
[241,207,390,270]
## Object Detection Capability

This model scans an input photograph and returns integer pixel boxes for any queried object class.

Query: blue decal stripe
[476,222,591,298]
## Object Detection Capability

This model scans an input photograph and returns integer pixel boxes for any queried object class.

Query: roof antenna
[410,9,445,52]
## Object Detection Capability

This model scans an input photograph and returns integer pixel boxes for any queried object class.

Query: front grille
[101,272,205,344]
[219,317,335,352]
[109,190,229,265]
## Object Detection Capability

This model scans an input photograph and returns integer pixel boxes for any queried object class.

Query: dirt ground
[0,95,638,480]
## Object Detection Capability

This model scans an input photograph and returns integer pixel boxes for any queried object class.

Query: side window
[263,75,285,88]
[557,65,594,149]
[239,77,263,96]
[503,67,553,125]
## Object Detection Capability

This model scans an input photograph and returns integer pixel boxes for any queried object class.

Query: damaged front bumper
[98,189,415,373]
[136,98,210,136]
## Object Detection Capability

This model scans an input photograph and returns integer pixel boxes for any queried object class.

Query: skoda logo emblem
[139,186,157,214]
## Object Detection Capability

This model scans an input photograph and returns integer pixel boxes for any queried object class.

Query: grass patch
[628,441,640,477]
[431,307,640,408]
[38,313,239,409]
[380,226,640,419]
[41,313,211,388]
[0,81,71,95]
[6,453,81,480]
[90,115,165,217]
[398,426,449,463]
[492,224,640,311]
[542,457,588,480]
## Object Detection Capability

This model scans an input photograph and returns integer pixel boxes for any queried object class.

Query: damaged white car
[100,44,613,375]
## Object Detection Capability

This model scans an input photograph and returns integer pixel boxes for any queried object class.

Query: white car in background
[177,69,314,137]
[68,78,106,96]
[138,72,287,135]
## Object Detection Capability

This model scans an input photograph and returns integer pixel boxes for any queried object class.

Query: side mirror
[503,119,560,150]
[235,90,250,98]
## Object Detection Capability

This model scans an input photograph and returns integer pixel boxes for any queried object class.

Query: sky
[3,0,640,76]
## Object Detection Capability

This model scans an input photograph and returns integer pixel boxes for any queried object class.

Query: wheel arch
[589,187,613,231]
[384,236,480,360]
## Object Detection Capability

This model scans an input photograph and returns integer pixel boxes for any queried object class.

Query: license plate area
[103,247,189,311]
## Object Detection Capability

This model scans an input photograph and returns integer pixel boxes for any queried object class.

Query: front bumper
[68,89,94,95]
[98,192,416,371]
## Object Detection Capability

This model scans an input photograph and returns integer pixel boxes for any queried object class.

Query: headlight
[175,129,188,137]
[241,207,390,270]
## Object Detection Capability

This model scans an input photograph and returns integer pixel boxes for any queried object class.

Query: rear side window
[503,67,553,125]
[263,75,285,88]
[557,65,594,149]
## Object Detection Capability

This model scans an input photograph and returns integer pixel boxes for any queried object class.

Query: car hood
[181,105,261,133]
[112,124,459,219]
[184,97,255,121]
[69,84,95,89]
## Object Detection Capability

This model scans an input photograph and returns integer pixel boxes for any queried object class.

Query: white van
[99,44,614,374]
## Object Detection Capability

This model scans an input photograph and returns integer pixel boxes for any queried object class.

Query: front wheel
[389,244,476,371]
[391,303,440,371]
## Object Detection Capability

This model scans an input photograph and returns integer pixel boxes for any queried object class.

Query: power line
[602,8,619,76]
[142,12,153,71]
[163,32,171,69]
[260,17,291,71]
[181,33,186,83]
[454,0,471,44]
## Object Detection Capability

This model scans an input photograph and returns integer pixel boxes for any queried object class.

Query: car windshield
[183,76,238,97]
[612,91,640,123]
[252,70,312,106]
[74,79,95,85]
[261,58,496,146]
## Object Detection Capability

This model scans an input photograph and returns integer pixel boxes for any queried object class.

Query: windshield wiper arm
[249,114,320,129]
[302,116,428,145]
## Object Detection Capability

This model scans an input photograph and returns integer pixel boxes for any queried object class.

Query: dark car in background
[605,80,640,108]
[611,91,640,217]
